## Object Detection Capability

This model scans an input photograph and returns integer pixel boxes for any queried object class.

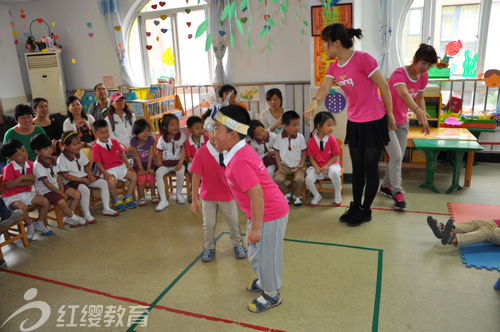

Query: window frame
[397,0,492,74]
[133,3,212,85]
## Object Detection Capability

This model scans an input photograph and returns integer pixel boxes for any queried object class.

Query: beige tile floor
[0,162,499,332]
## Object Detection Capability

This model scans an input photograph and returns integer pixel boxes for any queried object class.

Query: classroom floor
[1,162,499,332]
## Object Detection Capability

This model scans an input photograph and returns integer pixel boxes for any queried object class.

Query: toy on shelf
[445,96,462,113]
[25,18,61,52]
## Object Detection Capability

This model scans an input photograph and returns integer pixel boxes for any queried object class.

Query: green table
[413,139,483,194]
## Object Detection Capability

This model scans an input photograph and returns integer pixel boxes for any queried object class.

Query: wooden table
[413,139,483,193]
[407,127,479,187]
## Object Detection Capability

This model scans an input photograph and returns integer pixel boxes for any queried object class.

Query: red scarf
[164,132,181,155]
[256,132,270,154]
[281,132,297,151]
[37,156,57,177]
[63,150,81,171]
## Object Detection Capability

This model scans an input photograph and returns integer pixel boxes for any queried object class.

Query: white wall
[6,0,123,98]
[0,3,28,113]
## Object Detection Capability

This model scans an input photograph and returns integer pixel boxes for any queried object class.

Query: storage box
[412,150,426,163]
[428,67,450,78]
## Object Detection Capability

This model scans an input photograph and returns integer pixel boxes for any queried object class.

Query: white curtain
[378,0,394,77]
[99,0,134,85]
[209,0,229,84]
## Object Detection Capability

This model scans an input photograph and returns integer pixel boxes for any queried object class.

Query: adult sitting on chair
[88,83,110,121]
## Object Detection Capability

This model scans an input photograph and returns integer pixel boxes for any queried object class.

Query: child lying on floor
[427,216,500,247]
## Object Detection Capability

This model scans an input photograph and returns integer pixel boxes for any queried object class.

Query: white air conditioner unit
[25,50,67,113]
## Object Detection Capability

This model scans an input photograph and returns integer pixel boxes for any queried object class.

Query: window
[484,0,500,71]
[398,0,494,77]
[127,0,211,86]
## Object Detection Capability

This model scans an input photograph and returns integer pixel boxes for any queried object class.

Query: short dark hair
[282,110,300,126]
[30,134,52,152]
[265,88,283,106]
[186,116,202,128]
[219,105,250,140]
[0,139,24,158]
[94,83,105,91]
[32,97,48,110]
[218,84,237,99]
[247,120,265,139]
[414,43,438,64]
[321,23,362,49]
[314,111,336,128]
[201,109,212,122]
[132,118,151,136]
[14,104,35,121]
[61,131,80,146]
[93,119,108,132]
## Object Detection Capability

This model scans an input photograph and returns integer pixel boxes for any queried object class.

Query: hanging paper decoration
[113,25,121,31]
[10,21,15,27]
[161,47,175,65]
[88,32,94,38]
[146,32,151,37]
[188,34,193,39]
[86,22,93,28]
[159,1,166,7]
[151,4,157,9]
[146,45,153,50]
[160,14,167,20]
[72,58,76,64]
[153,20,160,25]
[462,50,477,78]
[324,90,346,113]
[185,8,191,14]
[161,28,168,33]
[445,40,462,57]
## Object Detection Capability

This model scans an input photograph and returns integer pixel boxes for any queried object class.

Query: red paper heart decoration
[186,22,191,27]
[53,35,59,40]
[10,22,14,27]
[146,45,152,50]
[20,14,26,19]
[159,1,166,6]
[88,33,94,38]
[188,34,192,39]
[146,32,151,37]
[36,18,43,23]
[14,39,18,45]
[151,4,157,9]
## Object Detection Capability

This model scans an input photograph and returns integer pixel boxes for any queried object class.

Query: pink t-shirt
[190,142,233,202]
[225,143,289,222]
[389,67,428,125]
[326,51,386,123]
[2,161,34,197]
[494,219,500,227]
[185,135,208,160]
[92,138,124,170]
[307,135,340,167]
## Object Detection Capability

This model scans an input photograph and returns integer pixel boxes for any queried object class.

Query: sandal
[427,216,443,239]
[138,198,147,207]
[441,219,456,245]
[248,292,282,313]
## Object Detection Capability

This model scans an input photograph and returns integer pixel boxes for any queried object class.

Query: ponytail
[321,23,362,49]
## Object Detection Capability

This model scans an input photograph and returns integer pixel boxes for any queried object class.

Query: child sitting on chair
[1,139,51,240]
[58,131,119,222]
[212,104,289,313]
[185,115,208,172]
[130,119,158,207]
[305,112,342,207]
[155,114,186,211]
[247,120,277,178]
[91,120,137,212]
[427,216,500,247]
[190,113,246,262]
[31,134,85,227]
[273,110,307,206]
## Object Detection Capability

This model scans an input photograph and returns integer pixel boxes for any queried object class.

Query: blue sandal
[248,292,282,313]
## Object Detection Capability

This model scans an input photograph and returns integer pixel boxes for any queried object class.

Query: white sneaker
[34,220,53,235]
[63,216,79,227]
[310,194,322,206]
[102,208,119,216]
[176,194,186,204]
[285,192,293,204]
[71,214,87,226]
[84,215,96,225]
[293,196,303,206]
[26,223,35,240]
[155,200,169,211]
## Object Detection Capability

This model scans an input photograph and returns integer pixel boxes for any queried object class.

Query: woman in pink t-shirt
[381,44,437,211]
[305,23,396,227]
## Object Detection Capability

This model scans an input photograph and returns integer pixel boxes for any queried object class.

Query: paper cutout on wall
[86,22,92,28]
[160,15,167,20]
[325,90,346,113]
[23,23,26,29]
[479,69,500,88]
[14,39,18,45]
[445,40,462,57]
[239,86,259,101]
[146,32,151,37]
[10,21,14,27]
[23,32,29,38]
[88,33,94,38]
[151,4,157,9]
[52,21,55,27]
[114,25,121,31]
[153,20,160,25]
[159,1,166,7]
[462,50,477,78]
[12,31,18,37]
[161,28,168,33]
[161,47,174,65]
[71,58,76,64]
[185,8,191,14]
[36,18,43,23]
[102,75,114,87]
[146,45,152,50]
[188,34,193,39]
[20,14,26,19]
[186,22,191,27]
[156,36,159,41]
[70,48,74,54]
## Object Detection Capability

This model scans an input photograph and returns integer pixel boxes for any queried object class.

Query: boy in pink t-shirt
[190,114,246,262]
[427,216,500,248]
[1,139,51,240]
[381,44,437,211]
[213,105,289,313]
[92,119,137,211]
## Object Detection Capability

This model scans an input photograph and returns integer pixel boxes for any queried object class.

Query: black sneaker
[379,186,392,198]
[393,192,407,210]
[339,201,360,223]
[347,207,372,227]
[0,258,5,267]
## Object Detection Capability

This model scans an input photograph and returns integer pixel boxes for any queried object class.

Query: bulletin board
[311,4,353,87]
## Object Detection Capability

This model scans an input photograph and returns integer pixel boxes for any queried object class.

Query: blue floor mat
[459,242,500,271]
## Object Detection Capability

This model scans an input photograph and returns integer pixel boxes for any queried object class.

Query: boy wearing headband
[190,110,246,262]
[212,105,289,313]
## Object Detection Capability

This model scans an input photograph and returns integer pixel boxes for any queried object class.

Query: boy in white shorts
[92,119,137,211]
[1,139,51,240]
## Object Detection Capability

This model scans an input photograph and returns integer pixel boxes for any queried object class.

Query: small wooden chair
[1,216,29,261]
[303,138,344,200]
[163,171,191,201]
[90,179,132,207]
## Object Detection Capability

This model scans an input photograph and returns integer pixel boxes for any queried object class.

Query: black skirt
[345,115,390,148]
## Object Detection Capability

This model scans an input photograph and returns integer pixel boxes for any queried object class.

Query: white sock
[78,184,91,218]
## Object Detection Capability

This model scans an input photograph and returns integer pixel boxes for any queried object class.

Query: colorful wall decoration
[311,4,352,87]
